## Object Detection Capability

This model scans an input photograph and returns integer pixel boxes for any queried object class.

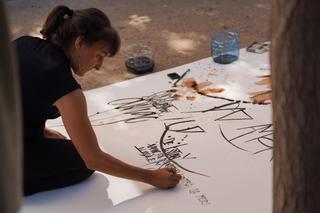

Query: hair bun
[63,14,70,19]
[63,8,73,20]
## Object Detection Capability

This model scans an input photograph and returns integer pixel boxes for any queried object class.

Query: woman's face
[74,39,111,76]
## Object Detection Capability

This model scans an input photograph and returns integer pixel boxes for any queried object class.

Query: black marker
[173,69,191,87]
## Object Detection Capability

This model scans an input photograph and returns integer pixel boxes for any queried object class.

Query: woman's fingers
[168,179,180,188]
[167,167,176,174]
[149,168,182,189]
[174,175,182,181]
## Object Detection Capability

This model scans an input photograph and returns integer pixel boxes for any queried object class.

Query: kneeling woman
[14,5,181,196]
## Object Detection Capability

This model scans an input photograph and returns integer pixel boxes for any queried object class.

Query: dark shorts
[23,138,94,196]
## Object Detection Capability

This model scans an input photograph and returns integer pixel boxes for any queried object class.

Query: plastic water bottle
[211,32,240,64]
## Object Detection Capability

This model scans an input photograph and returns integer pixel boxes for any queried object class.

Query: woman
[14,5,181,196]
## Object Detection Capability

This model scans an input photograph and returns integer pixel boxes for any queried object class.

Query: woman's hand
[148,168,182,189]
[43,127,67,139]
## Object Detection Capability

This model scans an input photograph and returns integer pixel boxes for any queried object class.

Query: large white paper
[21,50,272,213]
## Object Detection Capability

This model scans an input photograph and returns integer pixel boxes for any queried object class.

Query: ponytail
[40,5,73,41]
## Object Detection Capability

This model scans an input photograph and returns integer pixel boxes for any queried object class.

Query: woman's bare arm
[54,89,181,189]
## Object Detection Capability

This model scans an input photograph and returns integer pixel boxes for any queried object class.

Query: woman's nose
[95,64,101,70]
[95,59,103,70]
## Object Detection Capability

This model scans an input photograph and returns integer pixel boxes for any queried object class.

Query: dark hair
[40,5,120,57]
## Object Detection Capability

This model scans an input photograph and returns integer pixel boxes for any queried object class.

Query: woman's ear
[74,36,83,51]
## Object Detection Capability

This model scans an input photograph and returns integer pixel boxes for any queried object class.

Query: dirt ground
[5,0,271,90]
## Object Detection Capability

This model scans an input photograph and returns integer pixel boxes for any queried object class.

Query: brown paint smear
[172,78,225,101]
[203,88,225,94]
[255,75,271,87]
[250,90,272,104]
[250,75,272,104]
[186,96,196,101]
[195,81,213,91]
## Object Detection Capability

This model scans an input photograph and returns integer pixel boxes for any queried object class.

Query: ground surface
[5,0,271,90]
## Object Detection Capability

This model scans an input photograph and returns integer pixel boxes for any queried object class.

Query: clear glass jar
[211,31,240,64]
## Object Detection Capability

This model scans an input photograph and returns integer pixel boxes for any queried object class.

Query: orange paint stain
[255,75,271,88]
[250,90,272,104]
[181,78,197,88]
[172,78,225,101]
[195,81,213,91]
[186,96,196,101]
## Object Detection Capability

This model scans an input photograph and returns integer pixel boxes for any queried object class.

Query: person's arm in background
[54,89,181,189]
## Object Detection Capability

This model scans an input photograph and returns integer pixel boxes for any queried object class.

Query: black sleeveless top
[13,36,80,142]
